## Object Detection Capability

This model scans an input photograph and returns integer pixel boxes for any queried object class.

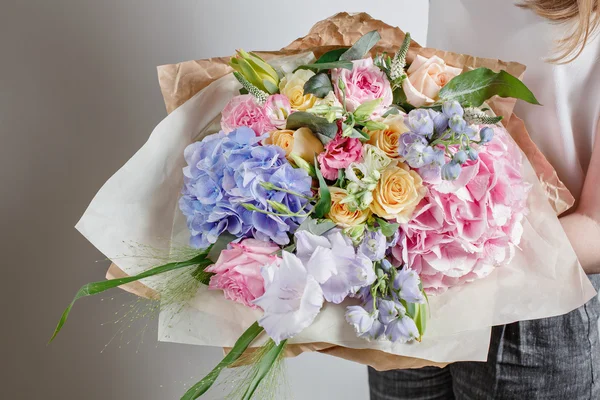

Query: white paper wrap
[76,53,596,363]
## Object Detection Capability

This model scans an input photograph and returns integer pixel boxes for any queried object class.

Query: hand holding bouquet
[52,13,595,400]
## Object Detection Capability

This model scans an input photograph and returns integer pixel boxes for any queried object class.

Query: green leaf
[241,340,287,400]
[415,302,428,337]
[289,153,317,177]
[375,217,400,237]
[354,98,383,121]
[295,60,353,72]
[348,128,370,141]
[340,30,381,61]
[382,106,401,117]
[439,68,540,107]
[207,234,236,263]
[335,168,346,189]
[316,48,349,63]
[316,132,334,145]
[286,111,338,139]
[313,156,332,218]
[297,217,336,236]
[49,251,212,343]
[303,73,333,98]
[262,79,279,94]
[180,322,265,400]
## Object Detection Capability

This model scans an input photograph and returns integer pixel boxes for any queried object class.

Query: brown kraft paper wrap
[108,12,576,371]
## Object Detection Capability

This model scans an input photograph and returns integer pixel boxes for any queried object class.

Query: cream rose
[327,187,371,228]
[263,127,324,162]
[370,163,426,223]
[279,70,318,111]
[366,114,410,159]
[402,55,462,107]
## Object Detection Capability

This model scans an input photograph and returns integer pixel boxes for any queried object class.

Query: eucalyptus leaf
[295,60,353,72]
[340,30,381,61]
[49,250,212,342]
[381,106,401,117]
[375,217,400,237]
[348,128,369,141]
[286,112,338,139]
[315,48,349,63]
[439,68,540,107]
[303,73,333,98]
[180,322,264,400]
[313,156,332,218]
[316,132,334,145]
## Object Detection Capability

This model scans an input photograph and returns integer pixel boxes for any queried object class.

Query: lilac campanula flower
[393,268,426,304]
[453,150,468,164]
[442,100,464,118]
[378,299,399,325]
[398,132,428,159]
[380,258,393,272]
[385,315,420,343]
[254,252,324,345]
[467,147,479,161]
[428,109,449,134]
[345,306,377,335]
[448,115,467,133]
[360,230,387,261]
[479,127,494,144]
[441,161,462,181]
[431,148,446,166]
[405,109,434,137]
[404,142,436,168]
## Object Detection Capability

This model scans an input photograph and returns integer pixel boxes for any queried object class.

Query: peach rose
[263,127,324,163]
[366,114,410,159]
[370,163,426,223]
[327,187,371,228]
[402,55,462,107]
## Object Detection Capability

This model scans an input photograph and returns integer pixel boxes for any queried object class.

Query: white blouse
[427,0,600,198]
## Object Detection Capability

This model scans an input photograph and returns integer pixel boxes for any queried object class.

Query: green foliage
[286,112,338,139]
[180,322,265,400]
[340,30,381,61]
[315,48,349,63]
[295,60,353,72]
[240,340,288,400]
[375,217,400,237]
[303,72,333,98]
[49,250,212,342]
[439,68,540,107]
[313,156,332,218]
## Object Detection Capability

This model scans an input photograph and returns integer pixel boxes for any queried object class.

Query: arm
[560,119,600,274]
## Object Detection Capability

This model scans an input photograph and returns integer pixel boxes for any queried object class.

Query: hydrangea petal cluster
[179,127,313,248]
[392,127,530,294]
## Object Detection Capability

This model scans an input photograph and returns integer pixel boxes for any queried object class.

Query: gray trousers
[369,274,600,400]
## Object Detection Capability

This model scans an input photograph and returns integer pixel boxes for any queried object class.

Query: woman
[369,1,600,399]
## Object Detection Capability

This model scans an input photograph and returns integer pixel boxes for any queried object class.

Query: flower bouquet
[52,13,595,400]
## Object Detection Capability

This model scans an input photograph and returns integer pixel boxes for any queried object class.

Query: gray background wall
[1,1,428,399]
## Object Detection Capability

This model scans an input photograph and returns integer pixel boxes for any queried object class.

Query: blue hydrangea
[179,127,313,248]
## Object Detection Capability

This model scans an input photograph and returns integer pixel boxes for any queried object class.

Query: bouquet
[52,13,595,400]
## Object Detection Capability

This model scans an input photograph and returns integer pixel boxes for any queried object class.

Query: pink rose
[332,58,392,117]
[392,126,529,294]
[402,55,462,107]
[318,134,363,180]
[263,94,292,129]
[221,94,275,135]
[206,238,280,309]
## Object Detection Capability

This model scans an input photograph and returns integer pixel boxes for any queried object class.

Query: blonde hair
[519,0,599,63]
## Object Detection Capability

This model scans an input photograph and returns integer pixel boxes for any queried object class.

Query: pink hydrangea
[206,239,280,309]
[392,127,530,294]
[317,134,363,180]
[331,58,393,117]
[221,94,275,135]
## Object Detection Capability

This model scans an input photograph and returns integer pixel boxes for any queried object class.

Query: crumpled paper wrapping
[87,13,591,371]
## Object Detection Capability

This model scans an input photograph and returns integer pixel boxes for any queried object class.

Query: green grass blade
[241,340,287,400]
[180,322,265,400]
[49,251,212,343]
